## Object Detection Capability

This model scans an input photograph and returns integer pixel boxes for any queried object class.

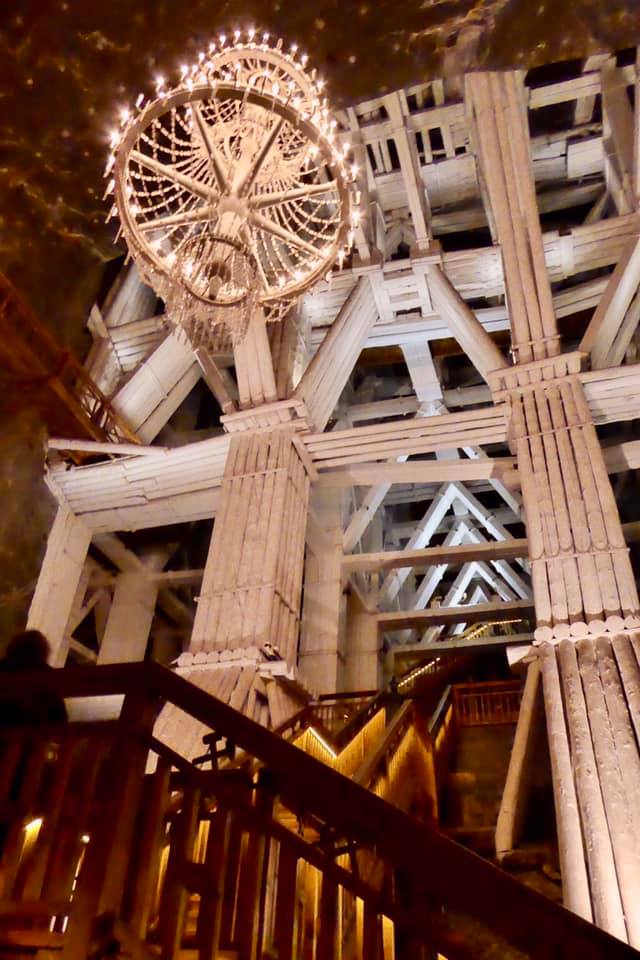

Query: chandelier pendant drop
[106,31,358,348]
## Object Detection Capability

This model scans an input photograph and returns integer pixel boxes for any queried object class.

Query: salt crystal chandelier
[105,29,358,347]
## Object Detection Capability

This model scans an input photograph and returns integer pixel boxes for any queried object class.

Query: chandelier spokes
[107,31,358,348]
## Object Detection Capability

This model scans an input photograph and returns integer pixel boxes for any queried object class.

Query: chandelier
[105,30,358,347]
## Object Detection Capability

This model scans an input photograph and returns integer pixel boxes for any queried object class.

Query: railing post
[197,803,236,960]
[272,842,299,960]
[62,692,157,960]
[128,756,171,938]
[158,778,201,960]
[316,873,339,960]
[362,901,383,960]
[235,773,275,960]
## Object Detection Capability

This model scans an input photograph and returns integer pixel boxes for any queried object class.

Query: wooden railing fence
[452,681,523,727]
[0,663,633,960]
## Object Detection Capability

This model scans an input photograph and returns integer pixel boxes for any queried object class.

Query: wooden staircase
[0,662,636,960]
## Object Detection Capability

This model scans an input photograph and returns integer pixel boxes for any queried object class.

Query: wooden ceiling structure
[25,49,640,944]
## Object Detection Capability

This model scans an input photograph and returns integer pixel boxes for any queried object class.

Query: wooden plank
[377,599,534,631]
[194,347,237,414]
[316,458,518,488]
[343,538,529,574]
[396,632,535,657]
[580,237,640,367]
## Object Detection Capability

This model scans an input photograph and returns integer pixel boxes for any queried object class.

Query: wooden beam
[111,332,199,439]
[149,569,204,586]
[427,265,506,380]
[194,347,237,414]
[305,405,508,466]
[395,632,535,657]
[378,599,535,632]
[233,309,277,409]
[464,71,559,362]
[48,438,162,457]
[343,538,529,575]
[295,278,378,431]
[601,61,635,214]
[603,439,640,474]
[317,458,518,488]
[580,237,640,368]
[383,92,431,248]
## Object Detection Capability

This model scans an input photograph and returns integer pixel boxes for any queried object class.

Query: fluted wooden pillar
[494,353,640,945]
[189,430,310,664]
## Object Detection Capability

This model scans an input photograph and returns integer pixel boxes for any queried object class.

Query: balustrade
[0,663,631,960]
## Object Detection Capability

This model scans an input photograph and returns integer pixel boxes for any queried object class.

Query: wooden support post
[197,806,235,960]
[495,662,541,858]
[272,844,299,960]
[158,780,202,960]
[97,570,158,664]
[62,694,157,960]
[465,71,559,362]
[128,758,171,938]
[189,431,310,664]
[27,505,92,667]
[427,265,505,380]
[601,62,636,214]
[234,309,278,410]
[295,278,378,431]
[316,873,339,960]
[578,638,640,948]
[299,488,345,694]
[343,590,380,692]
[539,644,592,922]
[556,640,626,939]
[580,237,640,368]
[111,332,200,441]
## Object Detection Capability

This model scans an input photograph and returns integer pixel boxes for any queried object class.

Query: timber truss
[33,51,640,703]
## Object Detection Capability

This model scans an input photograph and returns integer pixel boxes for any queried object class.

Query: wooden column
[233,309,278,410]
[111,332,200,442]
[496,350,640,939]
[190,429,310,665]
[495,662,541,859]
[299,488,345,695]
[294,278,378,432]
[494,355,640,642]
[27,504,92,666]
[97,570,158,664]
[343,590,380,691]
[465,71,560,363]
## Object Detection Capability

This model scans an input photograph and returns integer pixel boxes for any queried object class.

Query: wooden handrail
[352,700,413,788]
[0,663,635,958]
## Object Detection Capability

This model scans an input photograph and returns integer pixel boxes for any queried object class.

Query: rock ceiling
[1,0,639,342]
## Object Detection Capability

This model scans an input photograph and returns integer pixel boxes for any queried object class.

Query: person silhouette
[0,630,67,726]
